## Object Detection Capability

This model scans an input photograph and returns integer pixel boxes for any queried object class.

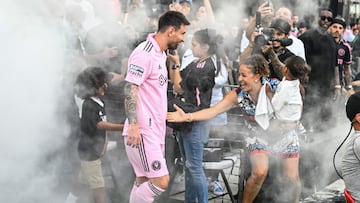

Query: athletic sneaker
[209,180,224,195]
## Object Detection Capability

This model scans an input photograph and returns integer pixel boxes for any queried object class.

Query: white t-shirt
[271,77,302,121]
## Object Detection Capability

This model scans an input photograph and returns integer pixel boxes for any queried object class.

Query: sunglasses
[320,16,333,22]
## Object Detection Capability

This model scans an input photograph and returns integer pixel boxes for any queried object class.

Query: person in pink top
[123,11,190,203]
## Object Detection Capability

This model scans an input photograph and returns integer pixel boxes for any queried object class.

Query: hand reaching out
[167,104,187,122]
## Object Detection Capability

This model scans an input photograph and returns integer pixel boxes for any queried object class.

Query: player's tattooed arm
[124,82,138,124]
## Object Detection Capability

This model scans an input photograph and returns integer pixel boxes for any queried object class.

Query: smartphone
[167,49,176,55]
[255,11,261,30]
[264,0,270,7]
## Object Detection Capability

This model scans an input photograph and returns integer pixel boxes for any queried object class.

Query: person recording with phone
[240,1,274,63]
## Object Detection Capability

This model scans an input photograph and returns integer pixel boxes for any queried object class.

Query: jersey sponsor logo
[151,160,161,171]
[129,64,144,77]
[196,60,206,68]
[337,59,344,65]
[159,74,167,86]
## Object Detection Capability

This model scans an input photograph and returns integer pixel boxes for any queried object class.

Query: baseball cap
[330,17,346,28]
[270,18,291,34]
[179,0,192,5]
[346,91,360,122]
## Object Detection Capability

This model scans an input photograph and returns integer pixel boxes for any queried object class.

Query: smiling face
[319,10,333,29]
[167,24,187,50]
[272,28,287,49]
[238,64,261,92]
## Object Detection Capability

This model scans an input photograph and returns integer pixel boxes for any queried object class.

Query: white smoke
[0,0,350,202]
[0,0,67,202]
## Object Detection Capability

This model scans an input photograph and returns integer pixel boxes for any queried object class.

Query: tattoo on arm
[268,50,285,79]
[124,82,138,124]
[344,64,352,86]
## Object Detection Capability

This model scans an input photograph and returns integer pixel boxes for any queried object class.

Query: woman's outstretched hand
[167,104,187,122]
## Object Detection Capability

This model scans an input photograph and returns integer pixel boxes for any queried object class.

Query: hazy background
[0,0,351,202]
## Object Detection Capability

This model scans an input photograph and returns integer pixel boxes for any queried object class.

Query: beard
[168,42,179,50]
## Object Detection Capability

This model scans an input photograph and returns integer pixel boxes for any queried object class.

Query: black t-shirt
[180,57,216,110]
[299,28,337,97]
[78,98,106,161]
[267,47,294,79]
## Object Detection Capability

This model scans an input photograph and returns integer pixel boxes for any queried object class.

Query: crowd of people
[57,0,360,203]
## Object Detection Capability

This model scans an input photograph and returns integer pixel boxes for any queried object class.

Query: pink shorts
[124,134,169,178]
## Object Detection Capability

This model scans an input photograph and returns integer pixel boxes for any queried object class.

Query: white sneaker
[209,180,224,195]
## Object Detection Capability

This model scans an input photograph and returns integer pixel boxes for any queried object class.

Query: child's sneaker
[209,180,224,195]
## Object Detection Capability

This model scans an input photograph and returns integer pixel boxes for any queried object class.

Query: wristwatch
[345,85,353,90]
[172,64,180,70]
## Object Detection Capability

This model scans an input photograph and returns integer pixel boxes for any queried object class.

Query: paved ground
[62,133,347,203]
[60,103,350,203]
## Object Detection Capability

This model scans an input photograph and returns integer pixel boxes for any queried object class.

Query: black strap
[333,123,353,179]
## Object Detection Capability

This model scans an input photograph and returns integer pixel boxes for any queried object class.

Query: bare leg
[242,153,269,203]
[283,157,301,203]
[93,187,105,203]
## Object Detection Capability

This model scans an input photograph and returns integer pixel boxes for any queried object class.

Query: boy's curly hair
[74,67,109,99]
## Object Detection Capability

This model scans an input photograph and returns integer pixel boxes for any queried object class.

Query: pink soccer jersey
[123,33,168,144]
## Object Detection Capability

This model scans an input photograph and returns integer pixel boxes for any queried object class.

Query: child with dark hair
[270,55,309,203]
[341,91,360,202]
[65,67,123,203]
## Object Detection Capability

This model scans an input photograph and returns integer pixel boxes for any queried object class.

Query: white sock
[65,192,78,203]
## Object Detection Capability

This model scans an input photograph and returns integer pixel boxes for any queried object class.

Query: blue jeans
[178,121,210,203]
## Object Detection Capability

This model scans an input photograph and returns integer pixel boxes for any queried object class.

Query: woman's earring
[254,79,258,83]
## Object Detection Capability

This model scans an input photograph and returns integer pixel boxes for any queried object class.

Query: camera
[256,27,275,46]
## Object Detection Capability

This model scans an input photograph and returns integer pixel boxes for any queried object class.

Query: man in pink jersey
[123,11,190,203]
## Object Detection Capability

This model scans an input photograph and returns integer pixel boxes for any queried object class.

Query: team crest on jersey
[129,64,144,77]
[338,48,345,56]
[159,74,167,86]
[152,160,161,171]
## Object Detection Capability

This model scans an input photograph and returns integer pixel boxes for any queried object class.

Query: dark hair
[241,54,270,77]
[284,56,310,84]
[319,8,333,16]
[193,28,228,76]
[270,18,291,34]
[346,91,360,122]
[157,11,190,32]
[74,67,108,99]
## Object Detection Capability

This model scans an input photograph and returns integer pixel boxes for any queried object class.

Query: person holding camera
[258,18,295,80]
